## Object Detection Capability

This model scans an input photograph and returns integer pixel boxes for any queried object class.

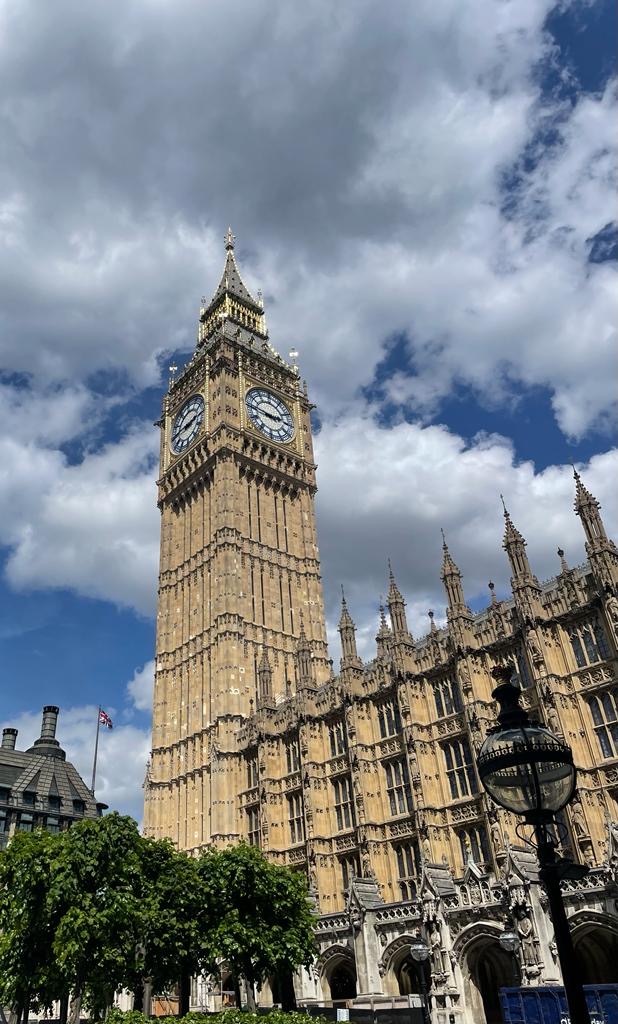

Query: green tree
[129,837,208,1013]
[0,829,65,1021]
[48,812,145,1020]
[198,844,317,1010]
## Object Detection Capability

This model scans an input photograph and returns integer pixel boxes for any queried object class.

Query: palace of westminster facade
[143,233,618,1023]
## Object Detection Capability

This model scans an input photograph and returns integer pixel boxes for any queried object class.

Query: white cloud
[315,415,618,656]
[0,0,614,436]
[127,659,155,714]
[0,705,150,821]
[0,423,160,615]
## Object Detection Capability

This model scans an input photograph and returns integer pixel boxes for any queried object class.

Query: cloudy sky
[0,0,616,820]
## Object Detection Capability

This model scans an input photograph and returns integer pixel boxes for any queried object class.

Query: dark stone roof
[348,877,384,911]
[421,862,457,897]
[0,708,103,825]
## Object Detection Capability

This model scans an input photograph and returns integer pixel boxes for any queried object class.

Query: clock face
[170,395,205,454]
[245,388,295,443]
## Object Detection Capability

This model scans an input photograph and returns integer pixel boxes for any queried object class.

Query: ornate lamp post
[408,936,431,1024]
[477,668,591,1024]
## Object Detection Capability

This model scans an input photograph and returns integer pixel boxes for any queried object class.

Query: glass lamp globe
[477,670,576,823]
[409,937,430,963]
[499,929,520,953]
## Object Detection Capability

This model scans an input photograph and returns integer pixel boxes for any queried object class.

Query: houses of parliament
[143,232,618,1024]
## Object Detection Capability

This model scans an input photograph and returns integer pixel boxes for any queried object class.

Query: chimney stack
[27,706,65,759]
[1,728,17,750]
[40,705,59,741]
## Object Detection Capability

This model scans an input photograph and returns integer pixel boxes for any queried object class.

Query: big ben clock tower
[144,230,330,850]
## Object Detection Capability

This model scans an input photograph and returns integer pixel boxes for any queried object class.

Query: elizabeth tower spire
[144,231,329,850]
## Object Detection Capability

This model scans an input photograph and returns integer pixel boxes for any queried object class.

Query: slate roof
[0,707,104,842]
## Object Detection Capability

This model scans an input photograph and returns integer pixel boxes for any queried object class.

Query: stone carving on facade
[606,591,618,632]
[427,918,449,983]
[487,805,506,859]
[457,659,473,696]
[526,628,544,667]
[570,795,589,840]
[514,906,542,979]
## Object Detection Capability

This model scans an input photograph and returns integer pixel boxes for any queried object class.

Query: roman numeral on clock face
[171,395,205,454]
[245,388,294,443]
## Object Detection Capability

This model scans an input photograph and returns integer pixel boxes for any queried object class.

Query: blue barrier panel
[500,985,618,1024]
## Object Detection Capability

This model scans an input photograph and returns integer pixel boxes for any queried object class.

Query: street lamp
[477,668,591,1024]
[408,936,431,1024]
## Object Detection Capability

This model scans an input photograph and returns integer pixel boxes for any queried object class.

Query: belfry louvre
[143,233,618,1023]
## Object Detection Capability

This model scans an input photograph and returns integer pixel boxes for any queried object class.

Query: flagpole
[91,706,101,793]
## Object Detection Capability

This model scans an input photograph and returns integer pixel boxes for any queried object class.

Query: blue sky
[0,0,615,819]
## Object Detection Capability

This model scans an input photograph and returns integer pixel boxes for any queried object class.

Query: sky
[0,0,616,821]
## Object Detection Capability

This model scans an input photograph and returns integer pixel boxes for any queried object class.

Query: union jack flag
[99,709,113,730]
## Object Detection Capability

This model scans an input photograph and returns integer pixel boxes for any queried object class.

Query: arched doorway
[396,956,431,998]
[329,964,357,1003]
[464,939,517,1024]
[573,926,618,984]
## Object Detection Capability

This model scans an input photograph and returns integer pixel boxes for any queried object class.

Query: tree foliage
[0,820,316,1019]
[130,836,207,1001]
[49,813,145,1016]
[0,829,64,1018]
[198,843,316,1005]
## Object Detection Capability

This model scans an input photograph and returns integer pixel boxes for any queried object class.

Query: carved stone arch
[380,933,426,998]
[453,920,518,1024]
[315,942,354,974]
[380,933,420,975]
[451,919,503,967]
[569,908,618,938]
[570,908,618,985]
[316,943,356,1002]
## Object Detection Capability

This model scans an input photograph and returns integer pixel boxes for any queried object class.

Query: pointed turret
[197,228,267,347]
[296,614,315,689]
[573,468,618,590]
[338,588,362,670]
[501,498,537,583]
[440,531,472,649]
[501,497,541,622]
[257,648,273,704]
[440,530,469,614]
[376,603,393,660]
[386,561,410,639]
[574,468,608,545]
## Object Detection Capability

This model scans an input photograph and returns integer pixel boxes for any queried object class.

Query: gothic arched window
[395,840,420,900]
[433,676,463,717]
[569,619,610,669]
[457,824,489,869]
[384,759,413,816]
[442,738,478,800]
[377,699,402,738]
[589,687,618,759]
